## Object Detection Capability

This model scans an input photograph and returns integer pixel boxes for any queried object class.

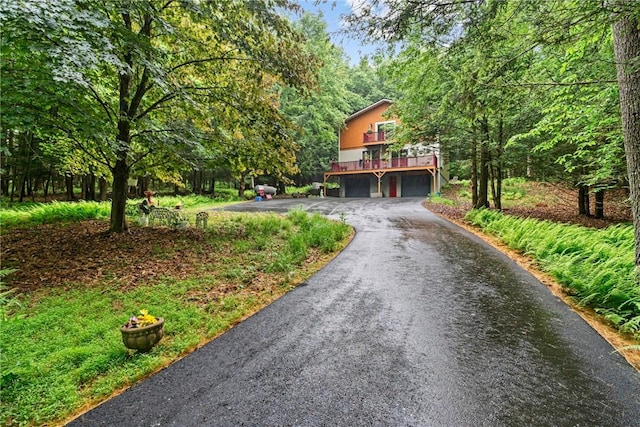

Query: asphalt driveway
[69,197,640,426]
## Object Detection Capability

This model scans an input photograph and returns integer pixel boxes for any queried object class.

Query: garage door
[401,174,431,197]
[345,176,371,198]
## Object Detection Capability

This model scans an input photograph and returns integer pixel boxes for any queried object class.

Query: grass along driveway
[0,209,352,426]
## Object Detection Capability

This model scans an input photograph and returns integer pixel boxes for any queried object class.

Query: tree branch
[129,148,155,169]
[486,79,618,87]
[168,50,251,74]
[160,0,175,11]
[130,128,182,140]
[129,66,151,117]
[86,82,116,122]
[135,92,178,120]
[50,122,114,170]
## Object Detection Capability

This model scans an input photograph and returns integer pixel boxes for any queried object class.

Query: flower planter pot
[120,318,164,352]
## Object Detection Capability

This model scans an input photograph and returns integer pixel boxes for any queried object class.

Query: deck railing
[329,155,436,172]
[362,131,387,143]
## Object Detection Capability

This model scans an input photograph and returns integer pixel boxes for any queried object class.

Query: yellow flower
[137,309,158,327]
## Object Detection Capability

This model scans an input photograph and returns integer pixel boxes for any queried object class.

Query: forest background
[2,1,637,229]
[1,1,639,314]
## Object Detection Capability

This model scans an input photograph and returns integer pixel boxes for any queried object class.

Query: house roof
[345,99,394,123]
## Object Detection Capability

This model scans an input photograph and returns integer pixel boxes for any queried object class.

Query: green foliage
[0,211,352,426]
[465,209,639,338]
[287,210,344,252]
[501,178,528,200]
[1,0,320,232]
[428,195,456,206]
[212,188,248,201]
[0,285,216,426]
[0,196,232,230]
[279,13,350,180]
[0,201,111,228]
[361,0,631,213]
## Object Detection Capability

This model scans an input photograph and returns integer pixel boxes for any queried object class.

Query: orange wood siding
[340,103,398,150]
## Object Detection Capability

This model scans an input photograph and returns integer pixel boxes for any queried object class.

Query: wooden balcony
[363,131,388,144]
[328,155,437,174]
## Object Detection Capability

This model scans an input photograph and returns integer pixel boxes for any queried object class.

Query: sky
[297,0,381,65]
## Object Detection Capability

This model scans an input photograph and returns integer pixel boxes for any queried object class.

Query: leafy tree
[511,24,626,217]
[280,12,354,184]
[347,0,640,266]
[1,0,317,231]
[346,57,399,111]
[611,0,640,265]
[379,1,539,209]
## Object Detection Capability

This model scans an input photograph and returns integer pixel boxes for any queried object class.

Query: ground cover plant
[0,200,112,229]
[0,203,352,426]
[0,194,241,231]
[465,209,639,339]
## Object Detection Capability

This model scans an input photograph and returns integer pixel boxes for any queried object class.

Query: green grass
[0,201,111,228]
[0,207,352,426]
[0,196,240,231]
[428,194,456,206]
[436,178,543,208]
[465,209,639,339]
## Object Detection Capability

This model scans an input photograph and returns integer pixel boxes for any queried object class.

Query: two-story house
[323,99,443,198]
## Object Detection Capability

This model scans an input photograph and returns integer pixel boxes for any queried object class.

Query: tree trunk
[110,99,132,232]
[594,189,605,219]
[470,134,478,207]
[238,172,247,197]
[81,175,87,200]
[27,176,34,201]
[0,172,7,196]
[110,159,129,232]
[65,173,75,201]
[491,116,504,210]
[10,167,15,203]
[99,176,109,201]
[90,173,96,200]
[578,184,591,216]
[44,174,51,202]
[476,116,490,209]
[491,164,502,211]
[138,176,150,196]
[0,131,8,196]
[18,176,26,203]
[33,176,41,194]
[209,173,216,195]
[613,6,640,268]
[109,9,137,233]
[18,133,33,203]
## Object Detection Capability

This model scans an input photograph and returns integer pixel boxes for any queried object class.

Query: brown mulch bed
[1,220,217,294]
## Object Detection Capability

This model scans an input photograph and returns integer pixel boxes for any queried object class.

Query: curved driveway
[70,198,640,426]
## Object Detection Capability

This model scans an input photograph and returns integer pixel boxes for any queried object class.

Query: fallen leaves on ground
[2,220,217,294]
[426,182,631,228]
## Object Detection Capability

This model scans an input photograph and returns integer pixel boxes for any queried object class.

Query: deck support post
[373,171,386,196]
